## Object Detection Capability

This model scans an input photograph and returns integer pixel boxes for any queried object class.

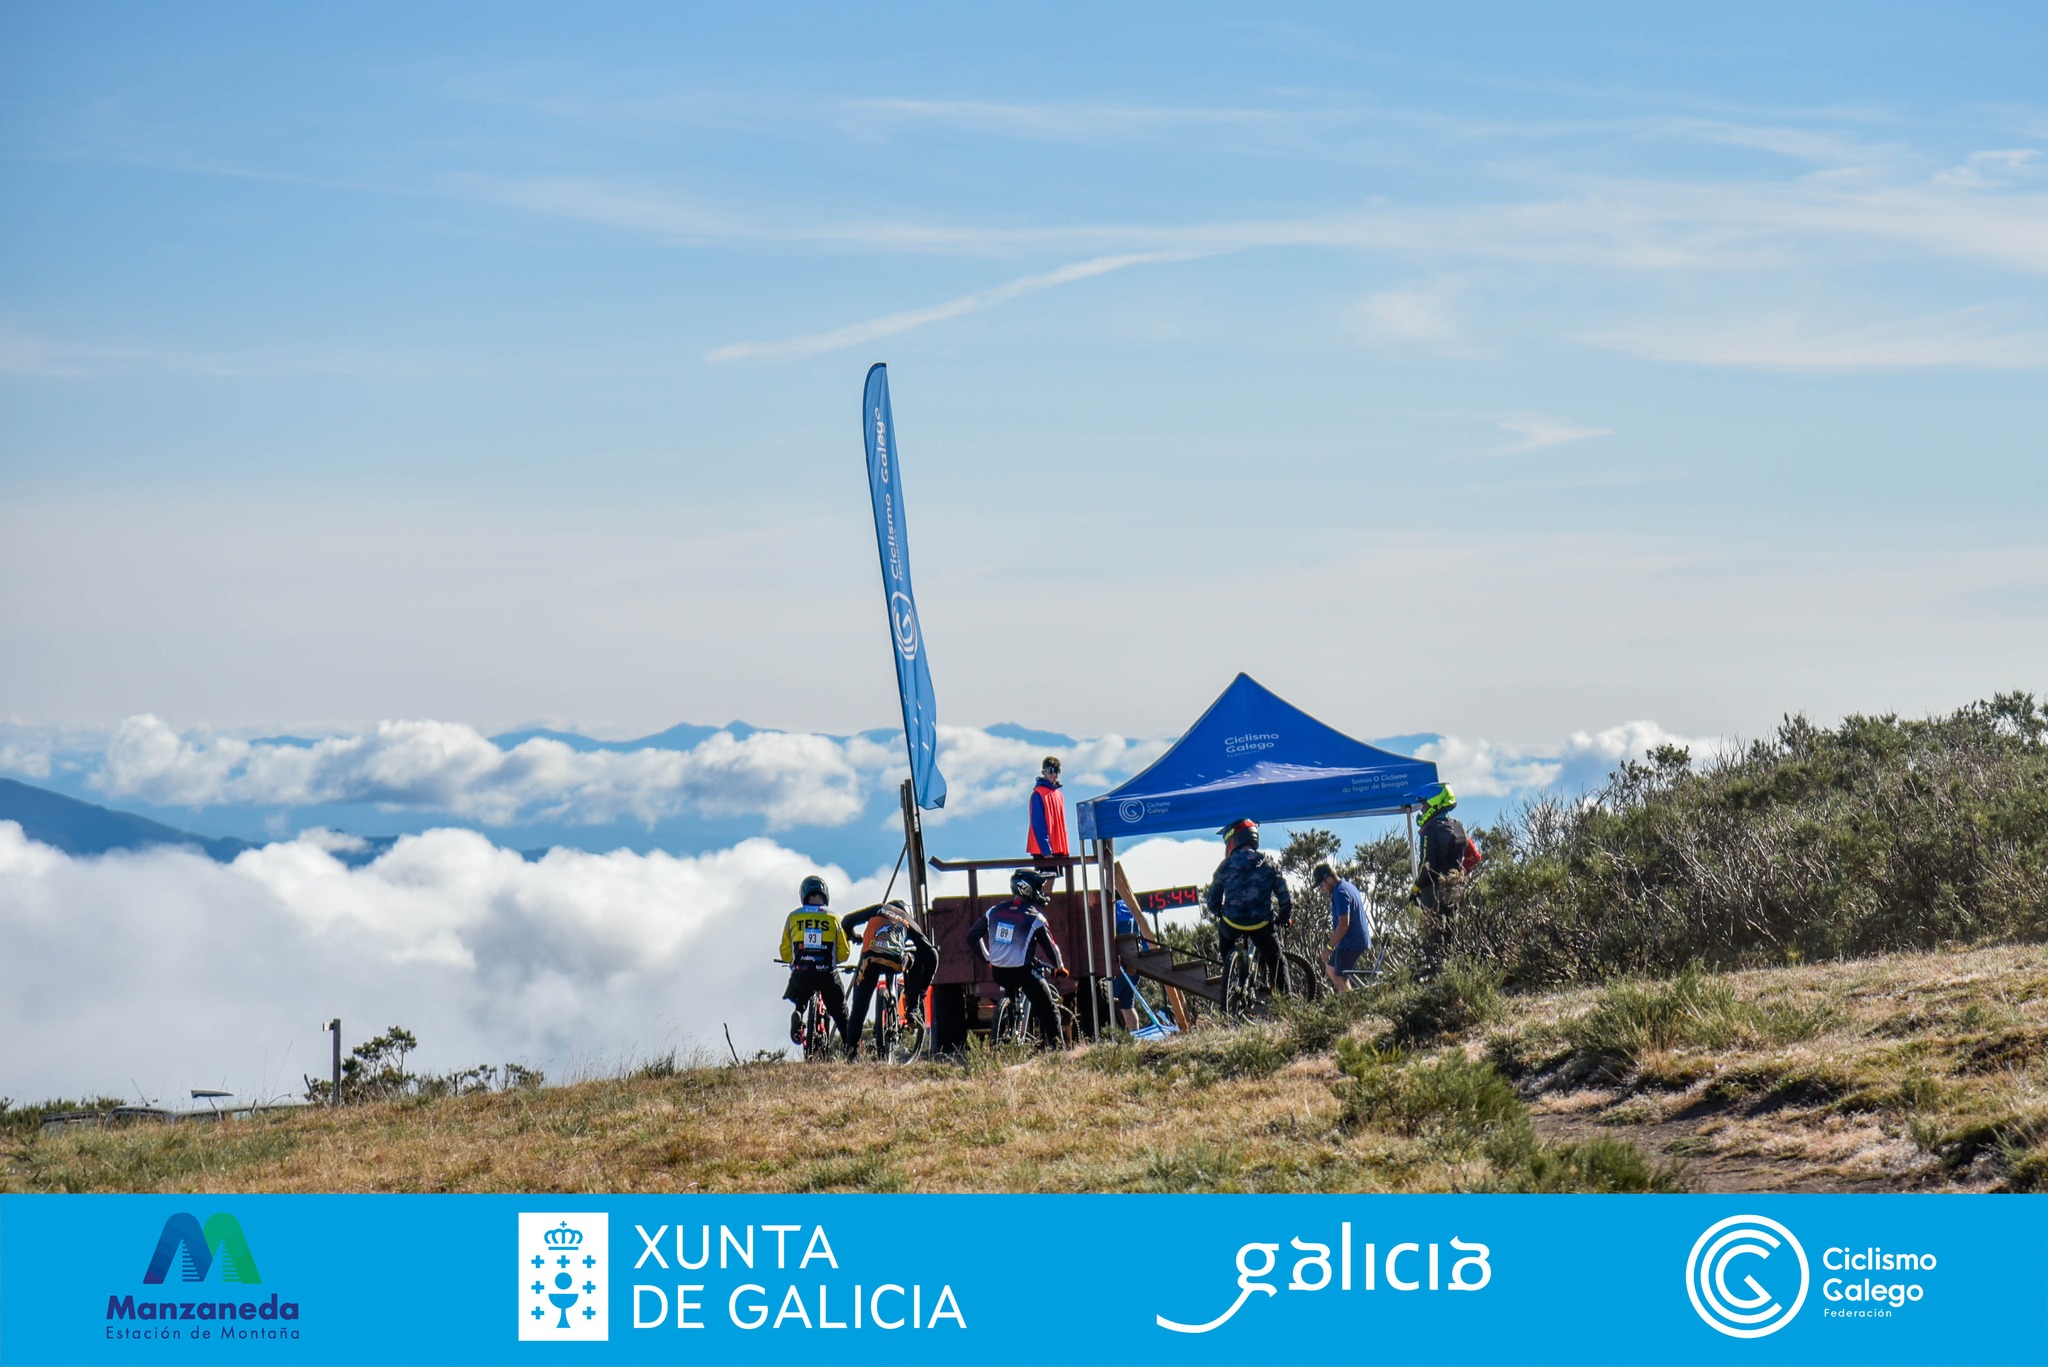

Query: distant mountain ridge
[0,719,1456,873]
[487,721,910,751]
[0,777,257,862]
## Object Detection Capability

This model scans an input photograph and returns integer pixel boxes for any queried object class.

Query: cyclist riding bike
[840,898,938,1060]
[1205,818,1293,1001]
[778,874,851,1048]
[973,868,1068,1050]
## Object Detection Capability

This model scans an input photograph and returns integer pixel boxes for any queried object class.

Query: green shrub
[1376,964,1504,1046]
[0,1096,132,1138]
[1439,696,2048,985]
[1486,1131,1689,1193]
[1563,968,1828,1065]
[1337,1043,1522,1149]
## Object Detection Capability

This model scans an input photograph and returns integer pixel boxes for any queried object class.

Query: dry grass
[1492,942,2048,1191]
[8,942,2044,1194]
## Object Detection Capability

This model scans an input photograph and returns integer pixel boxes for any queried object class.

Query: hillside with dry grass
[7,942,2044,1195]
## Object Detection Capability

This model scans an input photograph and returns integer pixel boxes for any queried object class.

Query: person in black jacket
[840,899,938,1060]
[1205,818,1293,998]
[1409,784,1469,975]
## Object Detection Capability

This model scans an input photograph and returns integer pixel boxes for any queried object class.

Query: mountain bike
[861,961,927,1063]
[774,961,847,1062]
[992,960,1070,1049]
[1220,933,1292,1016]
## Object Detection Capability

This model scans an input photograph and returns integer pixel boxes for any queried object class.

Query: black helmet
[1219,818,1259,851]
[1010,868,1054,904]
[799,874,830,906]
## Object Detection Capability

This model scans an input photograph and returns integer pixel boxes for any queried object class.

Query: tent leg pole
[1407,808,1418,881]
[1100,837,1116,1039]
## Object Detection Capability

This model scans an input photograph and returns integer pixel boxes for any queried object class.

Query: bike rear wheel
[802,994,834,1061]
[871,982,901,1061]
[992,996,1021,1047]
[1280,949,1321,1002]
[1221,945,1257,1016]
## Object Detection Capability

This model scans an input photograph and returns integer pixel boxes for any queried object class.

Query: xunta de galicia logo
[520,1213,610,1341]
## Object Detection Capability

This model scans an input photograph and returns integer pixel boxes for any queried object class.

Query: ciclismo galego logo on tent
[105,1211,304,1342]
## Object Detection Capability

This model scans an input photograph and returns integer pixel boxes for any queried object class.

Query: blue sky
[4,3,2044,747]
[3,2,2045,1097]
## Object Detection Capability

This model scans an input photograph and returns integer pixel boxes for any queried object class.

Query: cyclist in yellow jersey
[778,874,851,1045]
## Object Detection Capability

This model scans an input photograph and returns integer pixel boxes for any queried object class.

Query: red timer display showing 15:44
[1134,886,1200,914]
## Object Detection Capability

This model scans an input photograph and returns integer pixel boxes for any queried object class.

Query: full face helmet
[799,874,831,906]
[1010,868,1054,905]
[1218,818,1260,852]
[1417,784,1458,825]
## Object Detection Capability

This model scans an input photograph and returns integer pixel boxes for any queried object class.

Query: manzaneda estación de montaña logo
[143,1212,262,1284]
[107,1212,303,1343]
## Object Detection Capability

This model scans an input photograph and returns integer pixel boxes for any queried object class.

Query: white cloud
[919,727,1171,823]
[706,252,1187,362]
[95,715,866,828]
[1414,736,1563,798]
[1495,414,1614,454]
[79,714,1170,830]
[1349,287,1461,344]
[1419,719,1728,800]
[0,821,908,1103]
[1561,720,1729,767]
[1931,149,2042,190]
[0,739,53,780]
[464,159,2048,277]
[1587,305,2048,371]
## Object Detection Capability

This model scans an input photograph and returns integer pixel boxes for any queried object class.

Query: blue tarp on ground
[1075,673,1440,841]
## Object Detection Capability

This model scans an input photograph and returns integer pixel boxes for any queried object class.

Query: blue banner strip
[3,1194,2043,1366]
[861,362,946,811]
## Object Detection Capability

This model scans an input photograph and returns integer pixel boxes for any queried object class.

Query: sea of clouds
[0,820,1227,1105]
[63,716,1170,829]
[0,713,1721,1105]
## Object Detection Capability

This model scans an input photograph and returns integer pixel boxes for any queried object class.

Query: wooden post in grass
[324,1019,341,1106]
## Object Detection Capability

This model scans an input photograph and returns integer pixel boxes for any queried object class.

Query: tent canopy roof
[1076,673,1439,841]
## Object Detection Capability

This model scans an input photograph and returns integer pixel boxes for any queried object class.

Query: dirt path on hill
[1528,1095,1951,1193]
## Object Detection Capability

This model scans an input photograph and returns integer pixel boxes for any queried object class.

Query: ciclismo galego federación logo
[1686,1214,1808,1338]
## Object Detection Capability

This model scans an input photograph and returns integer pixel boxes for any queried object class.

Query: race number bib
[993,923,1015,945]
[804,928,823,949]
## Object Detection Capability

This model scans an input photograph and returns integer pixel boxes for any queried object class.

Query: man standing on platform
[1027,755,1069,861]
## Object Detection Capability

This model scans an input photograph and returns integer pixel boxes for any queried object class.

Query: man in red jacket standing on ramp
[1027,755,1069,860]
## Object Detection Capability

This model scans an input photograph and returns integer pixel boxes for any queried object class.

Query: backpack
[1460,832,1484,875]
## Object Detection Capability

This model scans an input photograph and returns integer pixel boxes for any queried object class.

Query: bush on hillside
[1463,694,2048,984]
[1291,693,2048,989]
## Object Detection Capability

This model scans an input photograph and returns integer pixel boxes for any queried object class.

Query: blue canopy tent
[1077,673,1440,841]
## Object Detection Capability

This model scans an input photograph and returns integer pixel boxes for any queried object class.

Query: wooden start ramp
[1108,862,1218,1022]
[1113,932,1224,1006]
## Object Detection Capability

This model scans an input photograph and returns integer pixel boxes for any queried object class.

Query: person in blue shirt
[1111,897,1141,1030]
[1315,863,1372,991]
